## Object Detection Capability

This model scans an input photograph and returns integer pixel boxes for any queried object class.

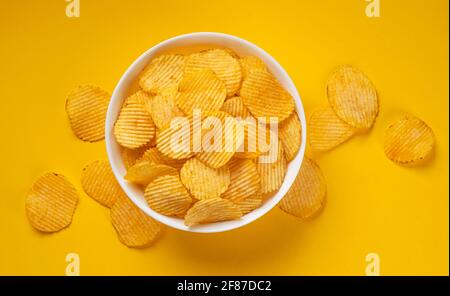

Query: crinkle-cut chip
[222,159,261,202]
[144,175,192,216]
[122,146,149,169]
[139,54,185,94]
[234,119,271,159]
[65,85,110,142]
[175,69,226,115]
[125,160,178,186]
[26,173,79,232]
[223,48,240,59]
[110,197,162,248]
[81,160,125,208]
[256,149,287,194]
[124,90,153,116]
[384,115,435,164]
[184,49,242,96]
[256,125,283,164]
[240,69,295,123]
[221,96,250,118]
[327,65,378,129]
[278,157,326,220]
[139,147,186,169]
[184,198,242,226]
[234,192,263,215]
[196,111,245,169]
[114,100,156,149]
[279,112,302,161]
[150,92,184,130]
[156,115,197,160]
[180,157,230,200]
[309,106,356,152]
[239,56,267,80]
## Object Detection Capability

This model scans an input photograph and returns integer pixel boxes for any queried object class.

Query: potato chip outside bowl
[105,32,307,233]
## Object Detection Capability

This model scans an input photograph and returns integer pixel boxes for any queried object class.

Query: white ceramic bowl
[105,32,307,233]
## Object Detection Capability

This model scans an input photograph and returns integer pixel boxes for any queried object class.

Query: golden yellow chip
[144,175,192,216]
[114,99,156,149]
[138,147,186,169]
[65,85,110,142]
[384,115,435,164]
[184,198,242,226]
[26,173,79,232]
[327,65,378,129]
[256,148,287,194]
[125,160,178,186]
[196,111,245,169]
[156,115,197,160]
[124,90,153,115]
[233,192,263,215]
[150,92,184,130]
[234,119,271,159]
[240,69,295,123]
[139,54,185,94]
[81,160,125,208]
[279,112,302,161]
[309,106,357,151]
[110,197,162,248]
[278,157,326,220]
[239,56,267,80]
[222,159,260,202]
[221,96,250,118]
[175,69,227,115]
[185,48,242,96]
[180,157,230,200]
[121,146,149,169]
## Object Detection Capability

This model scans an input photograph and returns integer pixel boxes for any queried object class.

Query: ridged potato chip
[81,160,125,208]
[139,147,186,169]
[234,120,271,159]
[26,173,79,232]
[111,197,162,248]
[196,111,245,169]
[150,92,184,130]
[309,106,356,151]
[233,192,263,215]
[384,115,435,164]
[221,96,250,118]
[139,54,185,94]
[180,157,230,200]
[114,99,156,149]
[241,69,295,123]
[124,90,153,115]
[184,198,242,226]
[121,145,149,169]
[239,56,267,80]
[185,49,242,96]
[279,112,302,161]
[256,148,287,194]
[65,85,110,142]
[327,65,378,128]
[125,160,178,186]
[278,157,326,220]
[175,69,226,115]
[156,116,197,160]
[222,159,261,202]
[144,175,192,216]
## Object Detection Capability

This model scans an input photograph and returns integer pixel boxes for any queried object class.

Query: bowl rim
[105,32,307,233]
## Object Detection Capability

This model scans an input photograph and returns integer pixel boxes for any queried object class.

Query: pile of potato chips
[113,48,303,226]
[25,45,435,249]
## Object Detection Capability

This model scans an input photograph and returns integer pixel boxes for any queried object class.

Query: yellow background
[0,0,448,275]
